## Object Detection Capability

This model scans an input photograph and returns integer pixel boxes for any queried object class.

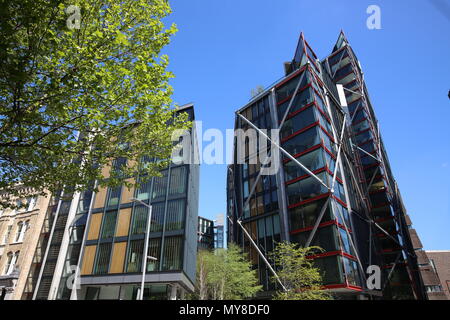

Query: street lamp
[130,197,157,300]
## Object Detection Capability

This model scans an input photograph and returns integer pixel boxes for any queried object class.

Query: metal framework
[230,33,426,295]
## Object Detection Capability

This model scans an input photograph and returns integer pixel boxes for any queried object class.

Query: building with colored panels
[227,32,426,300]
[23,104,199,300]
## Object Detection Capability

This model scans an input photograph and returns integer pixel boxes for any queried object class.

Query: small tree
[269,242,332,300]
[192,244,261,300]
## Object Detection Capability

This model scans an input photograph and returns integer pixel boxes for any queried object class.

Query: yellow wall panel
[87,213,103,240]
[109,242,127,274]
[81,245,97,275]
[93,186,107,209]
[116,208,131,237]
[120,178,135,204]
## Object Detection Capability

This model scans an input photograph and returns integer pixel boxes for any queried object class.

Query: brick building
[426,251,450,300]
[0,189,51,300]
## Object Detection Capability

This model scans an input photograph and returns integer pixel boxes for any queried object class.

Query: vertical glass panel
[100,211,118,239]
[107,187,121,207]
[284,148,325,182]
[277,87,314,121]
[273,214,281,236]
[243,181,249,198]
[343,257,360,287]
[150,202,165,233]
[161,236,183,271]
[265,216,273,237]
[151,171,168,201]
[168,166,187,196]
[282,126,320,156]
[289,198,331,231]
[257,218,266,250]
[291,225,339,252]
[339,228,353,255]
[77,190,93,213]
[280,106,316,140]
[276,71,310,102]
[126,240,143,273]
[131,205,148,235]
[147,238,161,272]
[313,255,344,285]
[94,243,112,274]
[286,172,329,206]
[136,178,152,201]
[165,199,185,231]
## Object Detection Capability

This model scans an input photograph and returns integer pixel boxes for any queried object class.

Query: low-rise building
[425,250,450,300]
[0,189,52,300]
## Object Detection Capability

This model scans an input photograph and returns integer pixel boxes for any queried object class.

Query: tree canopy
[0,0,189,207]
[269,242,332,300]
[193,244,262,300]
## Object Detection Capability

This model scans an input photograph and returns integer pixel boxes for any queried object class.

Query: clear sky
[162,0,450,250]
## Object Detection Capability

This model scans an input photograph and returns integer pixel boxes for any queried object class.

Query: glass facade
[24,105,199,300]
[227,33,425,299]
[78,134,193,281]
[197,216,214,250]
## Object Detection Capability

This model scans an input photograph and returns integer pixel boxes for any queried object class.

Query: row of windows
[0,197,36,217]
[95,199,186,241]
[2,250,20,275]
[241,95,271,123]
[1,220,29,245]
[277,85,314,120]
[334,63,353,81]
[242,189,279,218]
[242,214,281,291]
[328,49,349,70]
[242,171,277,197]
[276,70,310,102]
[286,169,346,208]
[106,166,187,208]
[286,171,328,206]
[312,254,361,287]
[289,197,350,231]
[282,125,335,159]
[284,147,338,183]
[90,236,184,275]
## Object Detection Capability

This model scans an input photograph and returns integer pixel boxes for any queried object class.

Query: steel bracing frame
[229,37,424,298]
[232,60,370,294]
[326,36,424,299]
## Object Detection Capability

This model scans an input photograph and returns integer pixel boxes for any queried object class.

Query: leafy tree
[269,242,332,300]
[0,0,189,207]
[192,244,262,300]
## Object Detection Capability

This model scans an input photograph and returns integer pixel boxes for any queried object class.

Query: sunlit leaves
[0,0,189,207]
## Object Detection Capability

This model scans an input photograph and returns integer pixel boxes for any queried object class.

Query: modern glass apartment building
[227,33,426,300]
[197,216,215,251]
[23,104,199,300]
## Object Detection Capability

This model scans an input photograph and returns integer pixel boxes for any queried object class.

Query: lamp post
[130,198,157,300]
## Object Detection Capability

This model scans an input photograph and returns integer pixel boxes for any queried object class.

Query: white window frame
[4,251,19,275]
[15,221,28,243]
[2,225,12,244]
[27,197,36,211]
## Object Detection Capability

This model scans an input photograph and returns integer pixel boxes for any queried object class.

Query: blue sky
[163,0,450,250]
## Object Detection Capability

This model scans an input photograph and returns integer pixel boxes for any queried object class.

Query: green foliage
[269,242,332,300]
[0,0,189,206]
[192,244,262,300]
